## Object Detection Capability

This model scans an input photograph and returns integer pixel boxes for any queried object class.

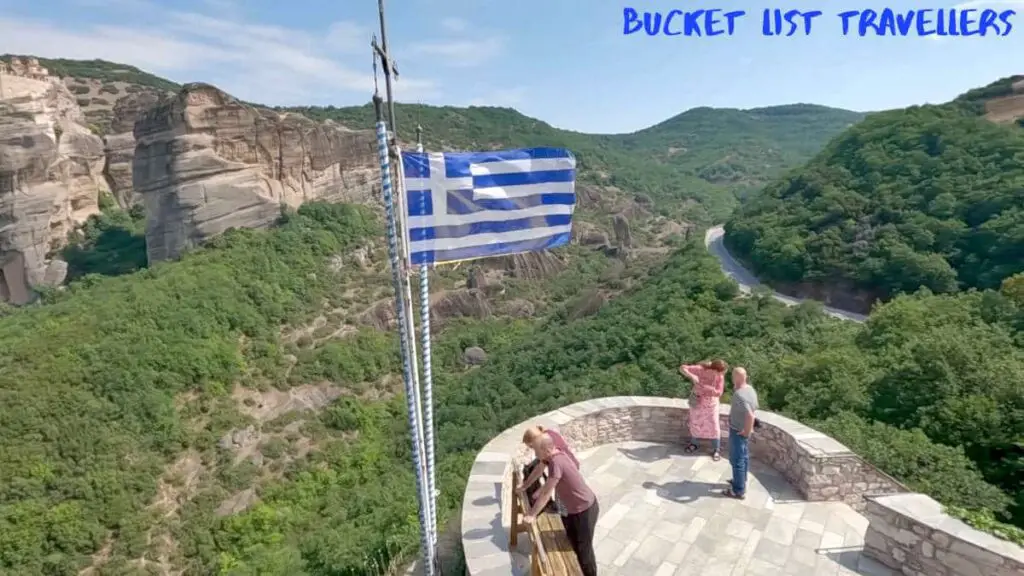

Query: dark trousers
[561,500,600,576]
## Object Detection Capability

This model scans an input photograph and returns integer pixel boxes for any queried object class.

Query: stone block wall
[863,494,1024,576]
[459,397,1022,576]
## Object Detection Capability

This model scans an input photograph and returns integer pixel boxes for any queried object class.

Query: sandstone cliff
[0,57,108,304]
[104,90,168,208]
[133,83,379,263]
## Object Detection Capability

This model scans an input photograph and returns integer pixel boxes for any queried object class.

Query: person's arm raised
[679,364,700,383]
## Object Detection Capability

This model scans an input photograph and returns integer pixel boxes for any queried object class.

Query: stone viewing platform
[460,397,1024,576]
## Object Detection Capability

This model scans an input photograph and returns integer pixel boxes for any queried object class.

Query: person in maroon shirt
[523,434,600,576]
[523,426,579,466]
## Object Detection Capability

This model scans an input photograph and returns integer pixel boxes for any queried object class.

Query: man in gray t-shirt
[725,367,758,498]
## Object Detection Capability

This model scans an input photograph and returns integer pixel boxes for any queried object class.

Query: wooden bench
[510,467,584,576]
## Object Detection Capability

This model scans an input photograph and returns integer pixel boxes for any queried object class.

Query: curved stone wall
[459,396,1024,576]
[863,494,1024,576]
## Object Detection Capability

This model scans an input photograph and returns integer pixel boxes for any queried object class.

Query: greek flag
[400,147,576,265]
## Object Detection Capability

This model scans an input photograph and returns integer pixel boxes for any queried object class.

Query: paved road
[704,226,867,323]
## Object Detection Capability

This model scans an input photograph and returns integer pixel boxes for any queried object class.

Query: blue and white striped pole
[373,96,433,575]
[415,128,439,553]
[393,143,436,555]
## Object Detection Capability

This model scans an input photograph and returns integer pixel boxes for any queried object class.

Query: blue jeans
[688,436,721,453]
[728,428,749,495]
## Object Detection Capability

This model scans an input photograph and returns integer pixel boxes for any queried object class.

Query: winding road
[704,226,868,323]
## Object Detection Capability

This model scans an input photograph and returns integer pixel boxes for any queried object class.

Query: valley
[0,54,1022,576]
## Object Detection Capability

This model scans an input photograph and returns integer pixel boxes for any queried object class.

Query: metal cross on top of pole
[372,0,400,144]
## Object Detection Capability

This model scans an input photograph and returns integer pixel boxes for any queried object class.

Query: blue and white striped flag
[400,147,576,265]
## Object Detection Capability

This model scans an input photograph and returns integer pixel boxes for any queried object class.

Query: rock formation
[104,90,167,208]
[133,83,379,263]
[0,57,108,304]
[612,213,632,248]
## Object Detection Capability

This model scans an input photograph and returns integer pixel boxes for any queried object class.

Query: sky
[0,0,1021,133]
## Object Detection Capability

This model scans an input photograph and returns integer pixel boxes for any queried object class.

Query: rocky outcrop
[462,346,487,366]
[612,213,632,248]
[104,90,167,208]
[133,83,379,263]
[0,57,108,304]
[487,251,566,280]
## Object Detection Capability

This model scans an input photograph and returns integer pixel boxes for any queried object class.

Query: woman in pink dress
[680,359,727,461]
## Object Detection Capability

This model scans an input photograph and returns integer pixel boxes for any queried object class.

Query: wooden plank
[536,513,584,576]
[510,470,521,547]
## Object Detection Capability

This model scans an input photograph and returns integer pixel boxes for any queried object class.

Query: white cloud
[0,9,439,105]
[440,17,469,32]
[467,87,527,107]
[926,0,1024,42]
[325,20,369,53]
[411,37,503,67]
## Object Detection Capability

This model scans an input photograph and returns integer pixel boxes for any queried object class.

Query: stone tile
[672,545,710,575]
[596,502,631,531]
[725,517,756,539]
[619,556,656,576]
[681,516,707,543]
[819,530,845,550]
[856,554,895,576]
[664,540,691,564]
[633,534,676,566]
[787,542,819,568]
[612,539,640,567]
[651,519,688,541]
[595,536,627,566]
[746,558,780,576]
[794,528,822,549]
[487,440,879,576]
[753,537,792,567]
[773,501,807,524]
[730,528,762,575]
[799,518,826,535]
[814,554,842,575]
[763,515,799,546]
[653,560,677,576]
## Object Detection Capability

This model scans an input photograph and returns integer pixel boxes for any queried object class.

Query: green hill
[1,55,181,92]
[288,102,863,222]
[611,104,865,196]
[724,77,1024,303]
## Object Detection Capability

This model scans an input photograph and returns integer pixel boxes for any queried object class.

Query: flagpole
[415,125,440,561]
[372,93,434,575]
[394,142,437,553]
[373,1,437,569]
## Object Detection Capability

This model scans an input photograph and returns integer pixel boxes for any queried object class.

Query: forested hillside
[4,203,1021,574]
[287,102,862,223]
[724,76,1024,303]
[612,104,864,197]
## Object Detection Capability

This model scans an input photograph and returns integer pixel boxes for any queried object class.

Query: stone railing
[459,396,909,575]
[863,494,1024,576]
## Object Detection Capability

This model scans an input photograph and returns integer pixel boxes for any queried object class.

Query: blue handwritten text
[837,8,1015,36]
[623,7,746,36]
[762,9,823,36]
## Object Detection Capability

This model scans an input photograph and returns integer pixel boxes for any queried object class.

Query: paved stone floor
[514,441,896,576]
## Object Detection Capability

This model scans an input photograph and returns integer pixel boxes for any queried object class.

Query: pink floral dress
[686,366,724,441]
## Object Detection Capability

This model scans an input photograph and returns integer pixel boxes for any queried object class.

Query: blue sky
[0,0,1021,133]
